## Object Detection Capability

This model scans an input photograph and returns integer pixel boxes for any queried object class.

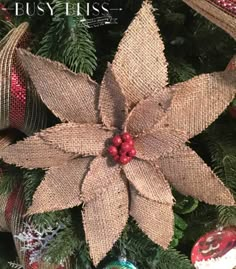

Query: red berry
[127,156,132,162]
[119,155,130,165]
[113,155,120,162]
[122,132,132,141]
[127,139,134,147]
[112,135,122,146]
[108,146,118,156]
[128,148,136,157]
[121,142,132,152]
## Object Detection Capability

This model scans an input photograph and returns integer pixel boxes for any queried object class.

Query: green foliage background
[0,0,235,268]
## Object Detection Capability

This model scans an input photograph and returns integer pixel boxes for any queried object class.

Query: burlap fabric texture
[182,0,236,39]
[1,1,236,266]
[0,22,48,135]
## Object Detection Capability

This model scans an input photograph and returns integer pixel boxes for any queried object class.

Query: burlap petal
[28,158,92,215]
[162,71,236,139]
[125,88,173,135]
[17,49,99,124]
[130,190,174,249]
[99,64,128,129]
[40,123,113,156]
[158,145,235,205]
[112,1,168,107]
[82,156,122,201]
[183,0,236,39]
[0,134,74,169]
[123,159,173,203]
[82,157,128,266]
[135,128,187,161]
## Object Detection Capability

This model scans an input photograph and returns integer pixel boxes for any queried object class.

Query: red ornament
[108,146,118,156]
[191,227,236,269]
[112,135,123,147]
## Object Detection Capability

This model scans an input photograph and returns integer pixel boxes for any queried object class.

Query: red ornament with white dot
[108,132,136,165]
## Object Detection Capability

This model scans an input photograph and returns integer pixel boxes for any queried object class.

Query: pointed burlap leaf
[183,0,236,39]
[162,71,236,139]
[135,128,187,161]
[82,157,128,266]
[123,159,173,203]
[28,158,92,215]
[40,123,113,156]
[158,145,235,205]
[0,134,74,169]
[82,156,122,201]
[99,64,128,129]
[125,88,173,135]
[17,49,99,124]
[112,1,168,107]
[130,190,174,249]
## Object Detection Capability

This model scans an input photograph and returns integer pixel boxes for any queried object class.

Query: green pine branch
[37,0,97,75]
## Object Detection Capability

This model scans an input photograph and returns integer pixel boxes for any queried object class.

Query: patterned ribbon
[207,0,236,16]
[0,23,48,135]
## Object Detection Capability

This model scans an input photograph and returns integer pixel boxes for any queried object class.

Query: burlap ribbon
[0,23,48,135]
[1,1,235,266]
[182,0,236,39]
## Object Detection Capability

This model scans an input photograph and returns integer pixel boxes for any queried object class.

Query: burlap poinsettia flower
[1,1,235,266]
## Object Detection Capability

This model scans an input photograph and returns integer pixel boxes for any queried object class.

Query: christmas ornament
[182,0,236,39]
[105,260,137,269]
[0,185,72,268]
[15,222,65,266]
[1,0,235,266]
[191,227,236,269]
[0,23,48,135]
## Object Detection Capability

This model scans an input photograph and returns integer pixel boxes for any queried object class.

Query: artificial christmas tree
[0,0,235,268]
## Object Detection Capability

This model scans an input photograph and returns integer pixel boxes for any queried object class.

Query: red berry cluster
[108,132,136,165]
